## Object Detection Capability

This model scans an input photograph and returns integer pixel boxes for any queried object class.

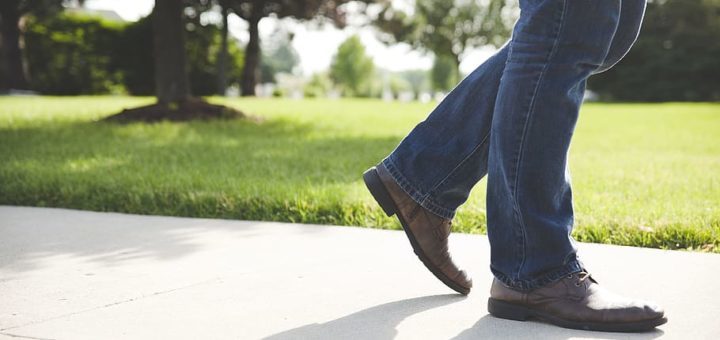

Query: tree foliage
[397,69,429,98]
[22,10,244,95]
[330,35,374,97]
[374,0,513,69]
[0,0,66,90]
[260,29,300,83]
[588,0,720,101]
[304,71,333,98]
[23,12,123,94]
[1,0,65,19]
[220,0,376,96]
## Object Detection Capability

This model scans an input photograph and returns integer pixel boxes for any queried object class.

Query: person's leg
[486,0,664,332]
[487,0,621,291]
[596,0,647,75]
[380,45,509,220]
[379,0,647,221]
[487,0,646,291]
[365,0,651,298]
[363,46,509,294]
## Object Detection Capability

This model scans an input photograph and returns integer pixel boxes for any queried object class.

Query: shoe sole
[488,297,668,332]
[363,166,471,295]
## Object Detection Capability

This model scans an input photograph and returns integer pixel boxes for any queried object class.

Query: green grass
[1,96,719,252]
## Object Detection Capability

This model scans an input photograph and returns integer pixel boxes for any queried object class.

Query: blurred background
[1,0,718,101]
[1,0,719,253]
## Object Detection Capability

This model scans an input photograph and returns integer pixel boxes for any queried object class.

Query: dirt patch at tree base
[103,98,254,123]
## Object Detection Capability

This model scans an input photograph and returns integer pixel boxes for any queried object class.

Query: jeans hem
[381,157,457,219]
[491,260,583,292]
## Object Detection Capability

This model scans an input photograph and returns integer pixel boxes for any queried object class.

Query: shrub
[23,12,245,96]
[24,12,124,95]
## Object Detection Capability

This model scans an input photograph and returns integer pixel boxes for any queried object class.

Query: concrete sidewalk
[1,206,718,339]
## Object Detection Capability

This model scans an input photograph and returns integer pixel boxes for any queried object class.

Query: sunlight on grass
[1,96,718,251]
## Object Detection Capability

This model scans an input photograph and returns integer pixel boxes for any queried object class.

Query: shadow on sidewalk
[264,293,665,340]
[0,207,265,273]
[264,294,464,340]
[450,314,665,340]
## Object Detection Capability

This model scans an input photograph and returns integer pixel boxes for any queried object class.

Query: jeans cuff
[381,157,457,219]
[491,260,584,292]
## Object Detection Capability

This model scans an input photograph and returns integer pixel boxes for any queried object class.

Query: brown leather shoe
[488,271,667,332]
[363,164,472,295]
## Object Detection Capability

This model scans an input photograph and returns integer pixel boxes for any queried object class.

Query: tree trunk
[240,14,261,96]
[452,54,461,81]
[0,2,28,91]
[152,0,190,104]
[216,4,229,96]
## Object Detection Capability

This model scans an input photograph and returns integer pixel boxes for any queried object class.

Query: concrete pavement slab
[1,206,718,339]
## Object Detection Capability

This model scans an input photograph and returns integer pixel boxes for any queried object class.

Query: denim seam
[595,2,625,74]
[382,157,456,219]
[429,130,491,198]
[509,0,568,281]
[421,75,489,201]
[421,70,496,211]
[595,0,639,74]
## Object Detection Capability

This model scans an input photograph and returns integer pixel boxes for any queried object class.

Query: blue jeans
[381,0,646,291]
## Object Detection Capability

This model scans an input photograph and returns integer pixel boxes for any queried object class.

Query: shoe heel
[488,298,532,321]
[363,167,397,217]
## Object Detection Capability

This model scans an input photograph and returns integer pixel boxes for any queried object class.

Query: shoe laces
[574,271,592,287]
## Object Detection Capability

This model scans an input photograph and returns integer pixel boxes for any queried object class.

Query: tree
[398,69,430,99]
[0,0,64,91]
[260,29,300,83]
[387,73,411,98]
[588,0,720,101]
[115,10,244,97]
[330,35,374,97]
[105,0,245,122]
[374,0,512,76]
[219,0,376,96]
[430,54,459,92]
[152,0,190,104]
[216,0,231,95]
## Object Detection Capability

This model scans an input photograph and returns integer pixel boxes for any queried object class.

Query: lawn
[1,96,719,252]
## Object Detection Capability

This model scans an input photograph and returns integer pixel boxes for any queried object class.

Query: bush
[24,13,124,95]
[304,72,332,98]
[23,12,245,96]
[272,87,285,97]
[588,0,720,102]
[117,15,244,96]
